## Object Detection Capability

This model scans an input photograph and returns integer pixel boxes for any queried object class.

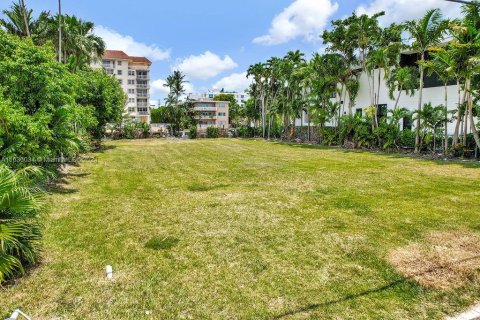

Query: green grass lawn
[2,139,480,319]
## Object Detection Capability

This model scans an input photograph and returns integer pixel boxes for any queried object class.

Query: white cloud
[151,79,195,96]
[356,0,461,26]
[95,26,170,61]
[151,79,170,95]
[253,0,339,45]
[213,72,252,93]
[173,51,238,80]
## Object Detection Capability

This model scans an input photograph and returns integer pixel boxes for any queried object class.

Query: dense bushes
[0,30,125,282]
[118,121,151,139]
[189,126,197,139]
[207,127,220,138]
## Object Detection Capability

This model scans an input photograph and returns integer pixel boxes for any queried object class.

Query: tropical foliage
[242,4,480,156]
[0,1,125,282]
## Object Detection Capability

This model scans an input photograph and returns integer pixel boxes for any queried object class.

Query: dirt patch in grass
[389,230,480,289]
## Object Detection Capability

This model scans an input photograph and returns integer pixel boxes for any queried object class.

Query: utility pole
[58,0,62,63]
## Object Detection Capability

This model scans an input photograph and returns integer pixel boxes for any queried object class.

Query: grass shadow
[93,144,117,154]
[273,254,480,319]
[267,139,480,169]
[145,236,180,251]
[186,183,230,192]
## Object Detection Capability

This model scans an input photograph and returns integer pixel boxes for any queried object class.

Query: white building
[93,50,152,123]
[297,52,474,135]
[188,90,249,107]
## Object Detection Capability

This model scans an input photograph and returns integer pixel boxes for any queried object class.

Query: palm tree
[404,9,448,153]
[0,165,42,283]
[0,1,50,41]
[387,67,419,111]
[48,15,105,71]
[448,3,480,151]
[422,50,456,154]
[163,70,187,107]
[247,63,267,138]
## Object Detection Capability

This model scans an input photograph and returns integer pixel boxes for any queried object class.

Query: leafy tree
[75,69,126,140]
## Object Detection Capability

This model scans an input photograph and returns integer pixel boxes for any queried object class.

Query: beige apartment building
[94,50,152,123]
[192,99,230,132]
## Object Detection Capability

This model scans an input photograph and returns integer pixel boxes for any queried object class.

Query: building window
[128,80,135,85]
[376,104,387,120]
[218,103,226,108]
[403,117,412,130]
[117,70,122,76]
[128,107,135,112]
[128,89,135,94]
[218,112,226,116]
[128,70,135,76]
[355,108,363,117]
[118,61,122,66]
[128,98,135,103]
[118,79,122,84]
[106,69,114,75]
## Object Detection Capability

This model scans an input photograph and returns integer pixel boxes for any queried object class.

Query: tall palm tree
[247,63,267,138]
[48,15,105,71]
[448,3,480,151]
[163,70,187,107]
[0,1,50,40]
[404,9,448,153]
[423,50,456,154]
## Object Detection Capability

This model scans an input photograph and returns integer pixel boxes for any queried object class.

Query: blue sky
[0,0,462,103]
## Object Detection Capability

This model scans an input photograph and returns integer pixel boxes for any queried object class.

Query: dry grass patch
[389,230,480,289]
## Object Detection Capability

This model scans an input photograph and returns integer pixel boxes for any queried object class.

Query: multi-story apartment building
[191,99,230,131]
[94,50,152,123]
[188,90,249,107]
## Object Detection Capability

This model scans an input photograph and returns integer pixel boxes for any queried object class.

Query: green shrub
[189,126,197,139]
[207,126,220,138]
[0,165,43,283]
[120,120,150,139]
[399,130,416,148]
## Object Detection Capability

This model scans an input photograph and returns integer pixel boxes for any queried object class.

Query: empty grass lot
[1,139,480,319]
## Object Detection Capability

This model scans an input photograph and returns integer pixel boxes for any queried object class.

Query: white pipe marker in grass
[6,309,32,320]
[105,265,113,280]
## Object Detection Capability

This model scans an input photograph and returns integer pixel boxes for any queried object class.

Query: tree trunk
[453,80,462,150]
[19,0,30,37]
[307,108,311,142]
[415,55,425,154]
[261,92,266,139]
[468,85,480,150]
[444,83,448,156]
[394,85,402,111]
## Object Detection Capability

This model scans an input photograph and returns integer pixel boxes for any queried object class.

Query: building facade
[191,99,230,131]
[94,50,152,123]
[188,90,249,107]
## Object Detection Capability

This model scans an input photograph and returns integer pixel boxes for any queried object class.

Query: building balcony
[137,84,150,88]
[136,75,149,79]
[194,106,216,112]
[137,103,149,107]
[137,94,149,98]
[195,115,217,120]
